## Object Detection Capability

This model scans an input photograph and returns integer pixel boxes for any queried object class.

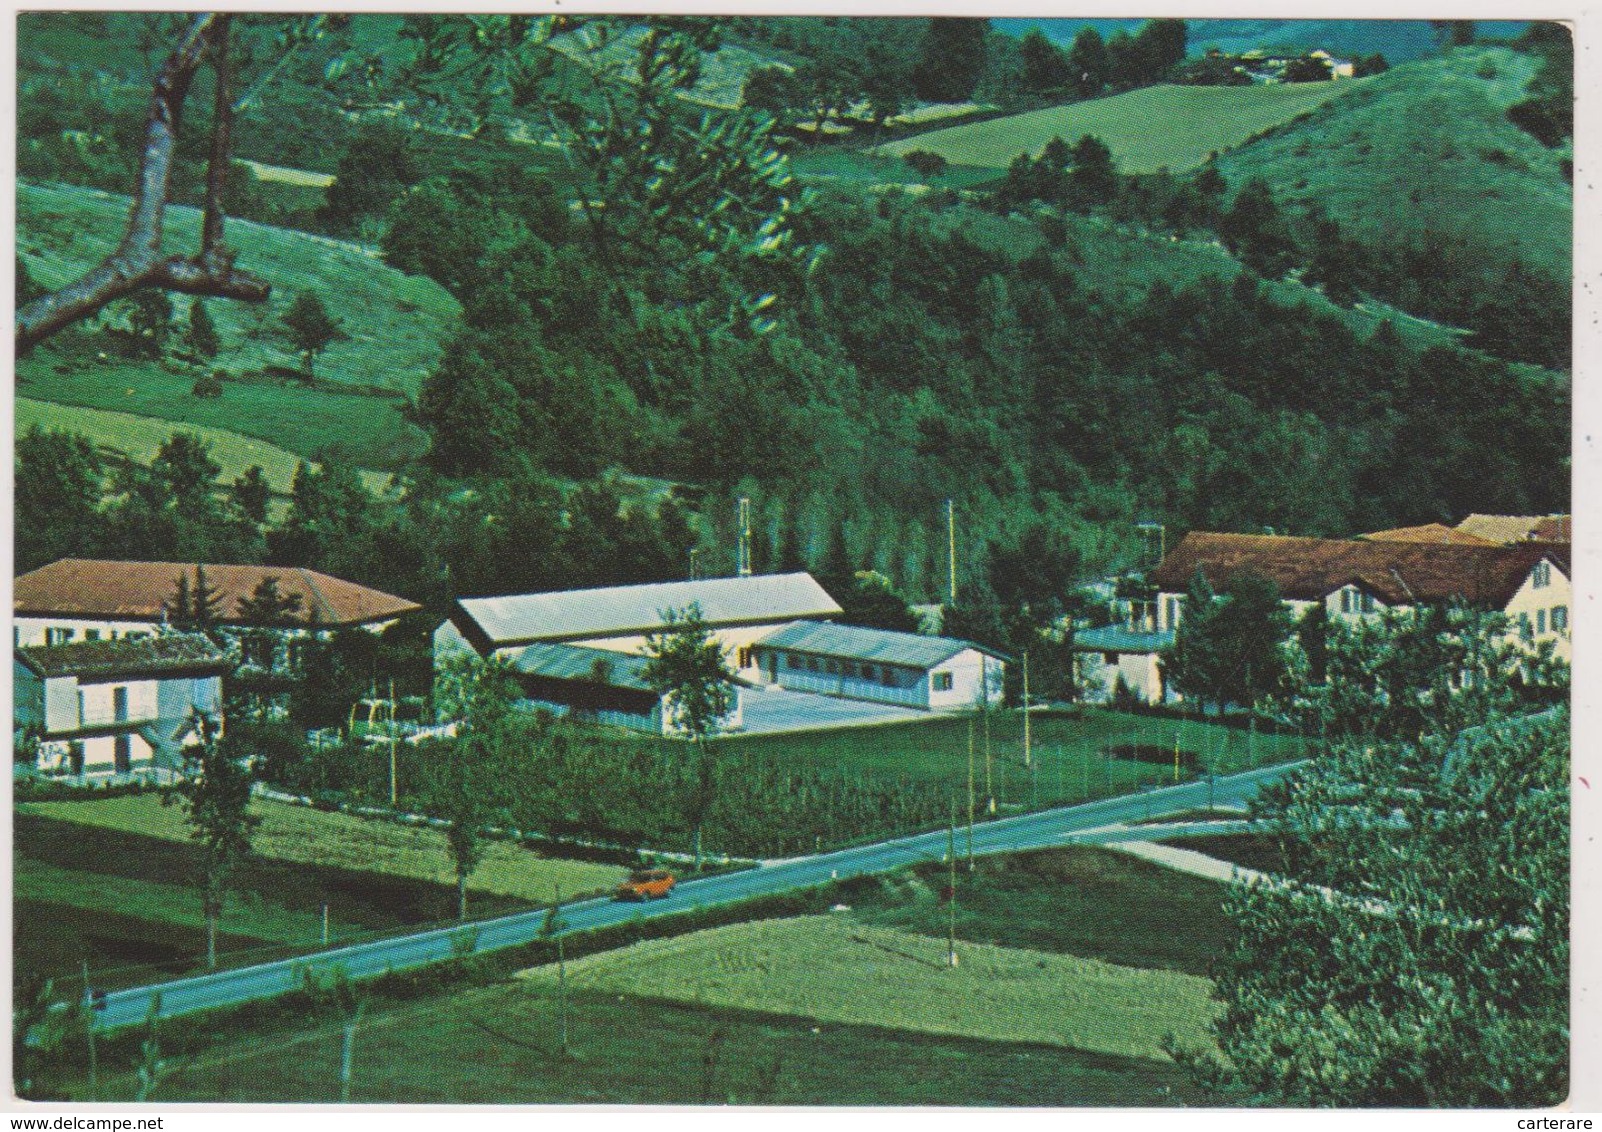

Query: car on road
[616,868,677,901]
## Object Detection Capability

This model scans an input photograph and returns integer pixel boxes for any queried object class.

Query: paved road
[90,761,1299,1032]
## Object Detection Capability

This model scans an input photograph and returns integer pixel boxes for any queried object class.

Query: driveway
[735,684,928,735]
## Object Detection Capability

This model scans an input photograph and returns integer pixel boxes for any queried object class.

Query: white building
[749,621,1005,711]
[1073,626,1175,706]
[14,634,233,779]
[436,572,844,682]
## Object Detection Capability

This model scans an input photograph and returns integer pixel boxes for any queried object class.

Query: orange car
[616,868,677,901]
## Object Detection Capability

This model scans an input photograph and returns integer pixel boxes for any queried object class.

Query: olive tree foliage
[1170,708,1569,1107]
[13,13,338,352]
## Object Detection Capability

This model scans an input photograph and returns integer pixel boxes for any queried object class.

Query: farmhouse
[1454,513,1571,545]
[1150,532,1571,661]
[14,558,421,649]
[436,572,843,682]
[506,641,745,736]
[749,621,1006,710]
[14,633,232,780]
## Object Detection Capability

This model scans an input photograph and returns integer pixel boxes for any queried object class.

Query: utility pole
[946,499,957,605]
[689,547,699,581]
[984,693,995,815]
[737,497,752,577]
[946,802,959,968]
[1021,651,1032,769]
[322,903,330,947]
[82,960,97,1102]
[966,718,976,870]
[555,883,569,1054]
[388,677,399,807]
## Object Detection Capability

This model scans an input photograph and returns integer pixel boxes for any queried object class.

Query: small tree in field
[902,150,948,181]
[642,603,735,870]
[423,653,521,920]
[171,716,259,969]
[185,297,220,360]
[282,291,343,378]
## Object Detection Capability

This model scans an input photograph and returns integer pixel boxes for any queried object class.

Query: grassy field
[87,843,1225,1105]
[518,915,1217,1061]
[791,149,1003,189]
[722,706,1307,805]
[16,180,456,468]
[874,81,1358,172]
[15,796,627,991]
[1215,47,1569,281]
[844,844,1234,976]
[20,795,626,904]
[89,980,1201,1105]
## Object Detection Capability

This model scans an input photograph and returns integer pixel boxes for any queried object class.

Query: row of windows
[1518,606,1569,638]
[1338,588,1378,615]
[26,626,148,647]
[782,651,903,686]
[1532,562,1553,589]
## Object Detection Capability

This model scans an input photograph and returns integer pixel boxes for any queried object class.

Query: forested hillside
[16,14,1571,638]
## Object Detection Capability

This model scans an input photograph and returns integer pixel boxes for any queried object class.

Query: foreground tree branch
[15,13,269,356]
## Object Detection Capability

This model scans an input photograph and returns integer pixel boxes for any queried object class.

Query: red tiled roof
[1455,513,1571,545]
[14,559,421,627]
[1358,523,1496,546]
[1151,532,1568,609]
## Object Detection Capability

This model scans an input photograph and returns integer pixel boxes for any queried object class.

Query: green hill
[16,181,460,468]
[873,82,1356,173]
[1215,47,1569,282]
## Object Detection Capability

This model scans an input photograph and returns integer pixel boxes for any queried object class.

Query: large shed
[750,621,1006,710]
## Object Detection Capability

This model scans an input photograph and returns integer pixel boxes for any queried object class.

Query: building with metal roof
[1072,625,1177,706]
[505,641,744,736]
[437,572,844,688]
[750,621,1005,711]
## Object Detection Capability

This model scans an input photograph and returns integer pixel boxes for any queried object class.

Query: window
[47,626,73,646]
[1104,651,1118,665]
[933,672,954,692]
[1518,612,1533,642]
[1553,606,1569,631]
[737,647,752,669]
[881,667,897,687]
[113,686,129,722]
[825,659,840,675]
[1533,561,1552,589]
[807,657,819,672]
[861,665,876,682]
[84,629,101,641]
[113,735,132,775]
[1537,609,1547,635]
[1165,596,1183,629]
[786,653,800,669]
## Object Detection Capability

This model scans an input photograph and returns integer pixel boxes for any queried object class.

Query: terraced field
[874,81,1360,172]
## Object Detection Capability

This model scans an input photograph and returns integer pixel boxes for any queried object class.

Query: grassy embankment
[16,181,460,470]
[15,795,627,992]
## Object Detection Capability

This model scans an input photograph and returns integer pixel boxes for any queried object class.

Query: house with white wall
[750,621,1006,710]
[1149,532,1571,662]
[14,634,233,779]
[15,559,421,652]
[1072,626,1175,706]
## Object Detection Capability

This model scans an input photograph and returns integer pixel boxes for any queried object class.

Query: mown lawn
[518,915,1217,1061]
[842,844,1234,977]
[20,795,627,905]
[721,706,1306,805]
[86,981,1202,1106]
[874,81,1358,172]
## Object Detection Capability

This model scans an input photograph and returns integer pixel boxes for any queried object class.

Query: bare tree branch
[15,13,270,356]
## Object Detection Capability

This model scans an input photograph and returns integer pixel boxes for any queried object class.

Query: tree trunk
[339,1005,363,1103]
[693,824,703,874]
[207,908,218,970]
[457,870,469,922]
